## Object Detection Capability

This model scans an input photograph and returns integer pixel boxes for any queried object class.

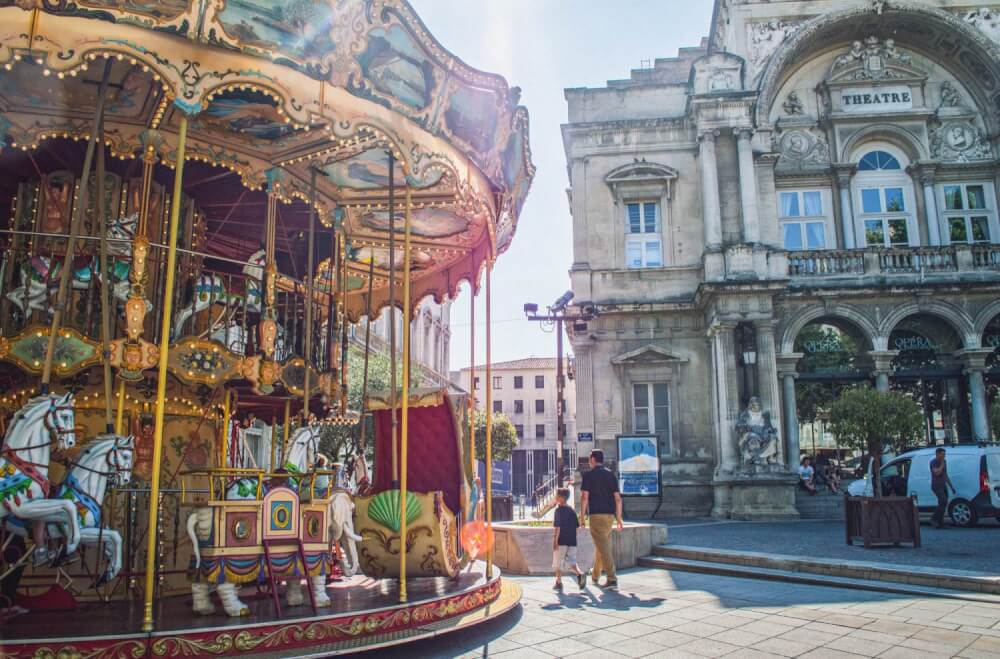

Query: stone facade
[563,0,1000,519]
[358,298,453,386]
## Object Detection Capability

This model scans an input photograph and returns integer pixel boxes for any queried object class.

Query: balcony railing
[788,245,1000,278]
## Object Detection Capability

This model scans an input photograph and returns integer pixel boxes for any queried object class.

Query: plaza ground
[358,567,1000,658]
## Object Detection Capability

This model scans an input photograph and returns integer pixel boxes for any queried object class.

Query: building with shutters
[562,0,1000,519]
[456,358,577,498]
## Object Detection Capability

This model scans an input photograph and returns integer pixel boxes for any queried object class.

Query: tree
[794,325,860,425]
[991,399,1000,441]
[467,409,519,463]
[827,388,924,497]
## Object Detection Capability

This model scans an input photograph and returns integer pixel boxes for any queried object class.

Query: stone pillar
[916,164,941,247]
[776,353,804,471]
[755,322,783,465]
[833,164,857,249]
[870,350,898,392]
[710,323,739,474]
[735,129,761,245]
[699,130,723,249]
[959,349,993,441]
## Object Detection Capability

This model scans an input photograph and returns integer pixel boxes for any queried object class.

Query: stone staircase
[795,487,847,519]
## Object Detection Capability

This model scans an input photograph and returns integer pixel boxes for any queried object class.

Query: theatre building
[562,0,1000,518]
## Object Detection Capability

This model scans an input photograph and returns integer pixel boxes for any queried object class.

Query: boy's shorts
[552,545,578,571]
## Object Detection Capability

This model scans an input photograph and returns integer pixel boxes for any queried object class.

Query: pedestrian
[579,449,623,589]
[798,456,817,495]
[930,447,956,529]
[552,488,585,591]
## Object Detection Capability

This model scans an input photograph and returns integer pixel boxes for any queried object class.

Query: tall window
[942,183,994,244]
[514,400,524,414]
[473,377,480,390]
[779,190,827,250]
[515,424,524,439]
[625,201,662,268]
[854,149,914,247]
[513,375,523,389]
[492,376,502,389]
[534,375,544,388]
[633,383,669,436]
[535,424,545,439]
[493,400,502,413]
[535,399,545,413]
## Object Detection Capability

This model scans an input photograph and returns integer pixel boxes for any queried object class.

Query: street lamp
[524,291,593,486]
[739,322,757,404]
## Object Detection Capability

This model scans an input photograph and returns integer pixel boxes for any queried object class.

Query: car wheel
[948,499,978,527]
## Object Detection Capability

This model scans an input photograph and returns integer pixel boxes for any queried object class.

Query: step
[638,554,1000,604]
[650,544,1000,595]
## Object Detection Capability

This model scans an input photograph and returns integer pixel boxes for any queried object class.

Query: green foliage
[467,409,519,463]
[827,388,924,495]
[794,325,861,424]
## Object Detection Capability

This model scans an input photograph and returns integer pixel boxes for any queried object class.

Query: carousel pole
[485,259,493,579]
[387,151,398,486]
[302,169,317,419]
[398,184,412,603]
[96,122,114,432]
[141,112,189,633]
[40,59,112,392]
[339,233,349,413]
[469,281,476,478]
[357,248,376,450]
[281,397,291,467]
[115,379,126,435]
[220,388,230,469]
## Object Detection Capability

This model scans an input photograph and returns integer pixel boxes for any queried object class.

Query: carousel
[0,1,532,656]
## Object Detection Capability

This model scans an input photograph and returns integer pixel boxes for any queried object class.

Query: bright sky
[408,0,713,370]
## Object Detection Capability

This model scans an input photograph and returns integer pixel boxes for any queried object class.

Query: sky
[408,0,714,371]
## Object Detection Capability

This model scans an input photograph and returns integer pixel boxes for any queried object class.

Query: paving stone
[672,638,743,657]
[844,628,908,646]
[603,620,660,638]
[800,622,855,636]
[669,621,731,638]
[506,628,562,646]
[910,626,980,649]
[724,650,786,659]
[640,629,698,648]
[739,619,805,638]
[534,637,597,657]
[878,647,946,659]
[751,636,816,657]
[573,629,631,648]
[607,637,673,658]
[778,627,843,647]
[708,628,770,647]
[899,636,975,655]
[826,634,892,656]
[493,647,556,658]
[957,636,1000,659]
[861,619,927,637]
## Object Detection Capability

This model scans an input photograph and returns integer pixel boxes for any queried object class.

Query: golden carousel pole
[114,379,126,435]
[485,259,493,579]
[96,120,114,432]
[142,113,189,633]
[387,151,398,487]
[469,280,476,479]
[220,388,230,469]
[398,182,412,603]
[302,169,317,423]
[281,397,291,467]
[39,60,112,392]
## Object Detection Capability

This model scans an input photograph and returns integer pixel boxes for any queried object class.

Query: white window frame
[938,182,998,245]
[492,376,502,389]
[778,189,831,251]
[631,382,671,455]
[852,145,918,248]
[624,201,663,269]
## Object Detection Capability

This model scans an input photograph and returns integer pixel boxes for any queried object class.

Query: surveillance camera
[550,290,574,312]
[523,303,539,315]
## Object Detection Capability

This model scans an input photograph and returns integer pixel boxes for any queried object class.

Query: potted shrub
[828,387,924,547]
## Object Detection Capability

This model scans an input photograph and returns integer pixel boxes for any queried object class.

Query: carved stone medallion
[930,121,992,162]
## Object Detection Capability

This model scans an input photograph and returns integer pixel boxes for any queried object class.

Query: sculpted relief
[831,36,914,81]
[773,127,830,167]
[963,8,1000,46]
[747,20,799,84]
[930,120,992,162]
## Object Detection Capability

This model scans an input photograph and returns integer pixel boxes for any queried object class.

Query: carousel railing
[0,232,329,373]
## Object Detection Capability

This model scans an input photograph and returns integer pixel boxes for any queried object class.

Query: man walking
[579,449,623,589]
[930,447,956,529]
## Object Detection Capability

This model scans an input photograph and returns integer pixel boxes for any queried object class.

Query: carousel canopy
[0,0,535,320]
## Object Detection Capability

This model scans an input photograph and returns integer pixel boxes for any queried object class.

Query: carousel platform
[0,563,519,658]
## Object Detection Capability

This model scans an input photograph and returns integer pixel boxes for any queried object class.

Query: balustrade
[971,244,1000,270]
[878,246,957,273]
[787,250,865,276]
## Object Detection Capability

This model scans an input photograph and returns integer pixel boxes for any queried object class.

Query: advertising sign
[477,459,511,493]
[616,435,660,496]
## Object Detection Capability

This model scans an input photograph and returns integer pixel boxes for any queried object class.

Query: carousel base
[0,563,519,658]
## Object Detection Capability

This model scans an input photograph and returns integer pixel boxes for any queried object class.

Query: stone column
[915,164,941,247]
[699,130,723,249]
[959,349,993,440]
[710,323,739,474]
[776,353,803,471]
[735,129,761,245]
[755,321,783,465]
[833,164,857,249]
[870,350,898,392]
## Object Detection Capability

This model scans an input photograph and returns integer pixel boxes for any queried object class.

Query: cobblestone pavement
[664,519,1000,574]
[353,567,1000,658]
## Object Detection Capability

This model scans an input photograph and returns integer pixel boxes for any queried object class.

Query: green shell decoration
[368,490,422,533]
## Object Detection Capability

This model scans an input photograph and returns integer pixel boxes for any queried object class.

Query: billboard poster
[616,435,660,496]
[477,459,511,493]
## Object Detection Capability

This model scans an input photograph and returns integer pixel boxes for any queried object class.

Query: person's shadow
[541,586,665,612]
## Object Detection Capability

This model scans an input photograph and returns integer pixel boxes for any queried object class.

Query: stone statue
[939,81,960,108]
[736,397,779,469]
[782,90,804,115]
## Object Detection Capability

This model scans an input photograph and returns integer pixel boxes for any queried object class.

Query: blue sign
[477,459,511,493]
[616,435,660,496]
[577,432,594,442]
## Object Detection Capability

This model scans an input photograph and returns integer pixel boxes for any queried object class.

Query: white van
[847,445,1000,527]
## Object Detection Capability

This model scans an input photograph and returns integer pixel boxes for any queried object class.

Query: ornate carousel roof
[0,0,535,319]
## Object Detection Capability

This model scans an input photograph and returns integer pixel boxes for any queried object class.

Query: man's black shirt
[553,505,578,546]
[581,466,619,515]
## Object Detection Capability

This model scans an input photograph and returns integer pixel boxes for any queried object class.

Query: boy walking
[552,488,585,590]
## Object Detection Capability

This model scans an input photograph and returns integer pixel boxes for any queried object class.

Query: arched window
[857,150,901,171]
[852,146,917,247]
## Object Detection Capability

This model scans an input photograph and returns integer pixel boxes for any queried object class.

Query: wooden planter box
[845,495,921,548]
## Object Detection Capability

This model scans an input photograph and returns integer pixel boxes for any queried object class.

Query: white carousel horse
[0,393,80,563]
[173,249,267,338]
[186,424,330,616]
[329,491,360,578]
[5,434,133,584]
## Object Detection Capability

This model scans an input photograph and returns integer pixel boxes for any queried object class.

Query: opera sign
[841,86,913,113]
[894,335,936,351]
[985,334,1000,349]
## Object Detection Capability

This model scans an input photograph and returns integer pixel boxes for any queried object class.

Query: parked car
[847,445,1000,527]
